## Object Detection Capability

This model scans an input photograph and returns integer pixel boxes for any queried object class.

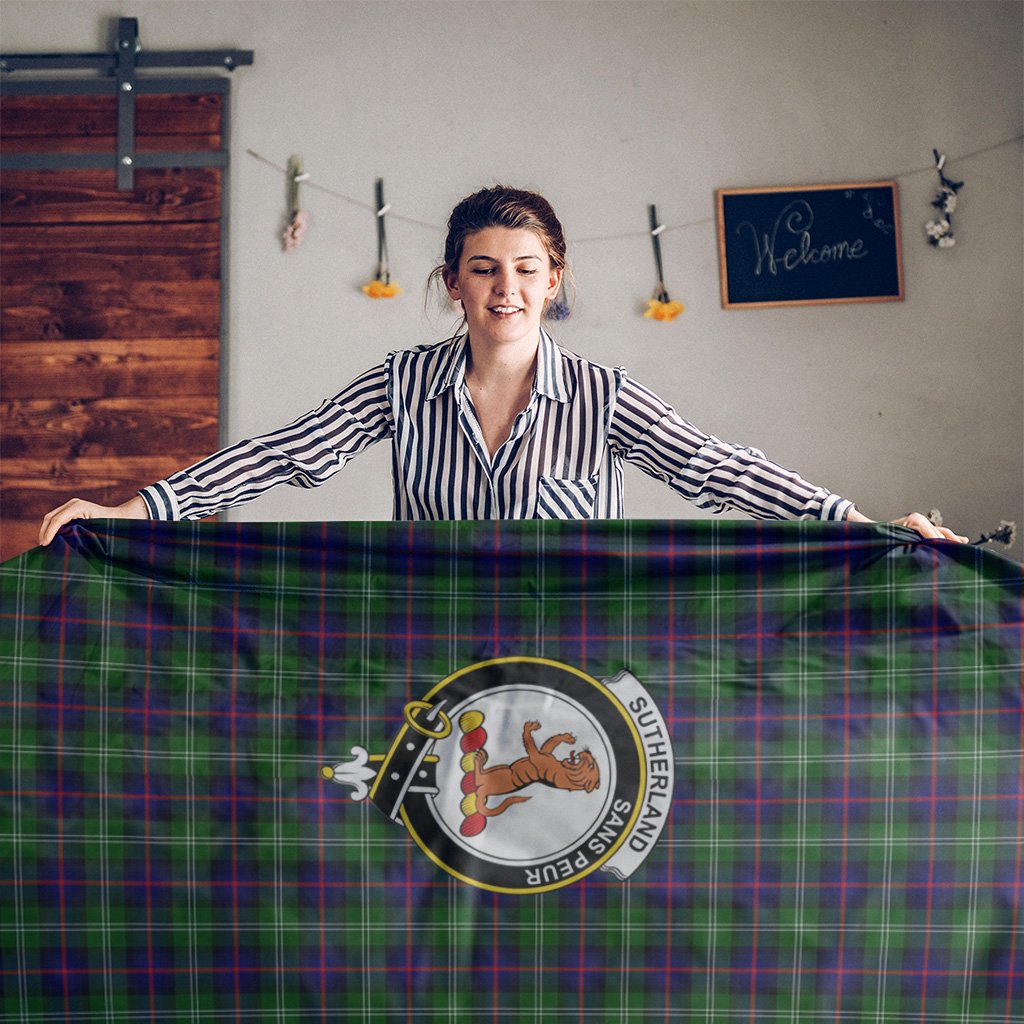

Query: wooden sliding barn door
[0,21,250,562]
[0,94,223,561]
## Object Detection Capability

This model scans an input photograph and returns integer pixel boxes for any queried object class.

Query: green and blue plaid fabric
[1,519,1021,1022]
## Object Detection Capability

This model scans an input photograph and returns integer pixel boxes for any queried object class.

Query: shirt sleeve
[138,360,394,520]
[607,374,855,521]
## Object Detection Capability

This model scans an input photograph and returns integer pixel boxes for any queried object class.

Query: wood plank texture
[0,93,223,137]
[2,397,219,458]
[0,134,223,154]
[2,222,220,283]
[2,456,199,519]
[1,520,46,563]
[2,279,219,340]
[2,339,219,397]
[1,168,222,224]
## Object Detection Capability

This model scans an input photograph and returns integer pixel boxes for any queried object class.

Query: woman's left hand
[847,508,969,543]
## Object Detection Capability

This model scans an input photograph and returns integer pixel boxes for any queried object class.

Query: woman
[38,186,967,544]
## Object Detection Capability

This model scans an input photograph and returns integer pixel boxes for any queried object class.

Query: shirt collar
[426,335,469,400]
[426,329,570,404]
[535,328,571,403]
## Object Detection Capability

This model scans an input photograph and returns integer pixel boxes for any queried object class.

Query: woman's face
[445,227,561,349]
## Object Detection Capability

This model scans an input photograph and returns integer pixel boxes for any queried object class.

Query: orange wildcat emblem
[473,721,600,819]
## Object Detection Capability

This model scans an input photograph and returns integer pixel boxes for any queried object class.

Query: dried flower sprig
[362,177,401,299]
[643,204,685,323]
[361,279,402,299]
[924,150,963,249]
[972,521,1017,547]
[282,210,308,252]
[645,298,685,321]
[932,509,1016,548]
[644,298,685,321]
[282,156,310,252]
[546,276,572,321]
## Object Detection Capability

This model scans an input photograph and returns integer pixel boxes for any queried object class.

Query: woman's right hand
[39,494,149,547]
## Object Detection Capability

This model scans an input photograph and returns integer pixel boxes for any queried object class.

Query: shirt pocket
[535,475,599,519]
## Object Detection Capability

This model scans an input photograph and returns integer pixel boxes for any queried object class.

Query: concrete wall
[4,0,1022,555]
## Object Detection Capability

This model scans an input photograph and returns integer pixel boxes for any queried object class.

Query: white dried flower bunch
[925,150,963,250]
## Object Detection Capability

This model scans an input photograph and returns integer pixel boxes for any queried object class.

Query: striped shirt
[139,331,854,522]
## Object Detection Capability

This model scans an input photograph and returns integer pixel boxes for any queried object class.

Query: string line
[245,133,1023,243]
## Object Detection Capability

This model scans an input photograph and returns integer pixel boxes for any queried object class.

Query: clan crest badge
[322,657,673,894]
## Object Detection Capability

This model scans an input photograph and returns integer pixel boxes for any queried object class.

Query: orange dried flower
[644,299,685,322]
[361,279,403,299]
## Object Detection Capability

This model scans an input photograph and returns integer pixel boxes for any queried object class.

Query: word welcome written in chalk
[735,199,868,277]
[716,181,904,308]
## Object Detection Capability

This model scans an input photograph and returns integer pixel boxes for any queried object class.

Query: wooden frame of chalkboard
[716,181,904,309]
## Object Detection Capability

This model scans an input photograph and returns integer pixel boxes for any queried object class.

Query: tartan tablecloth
[0,519,1021,1022]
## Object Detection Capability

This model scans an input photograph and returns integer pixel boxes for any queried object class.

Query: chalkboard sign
[716,181,904,309]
